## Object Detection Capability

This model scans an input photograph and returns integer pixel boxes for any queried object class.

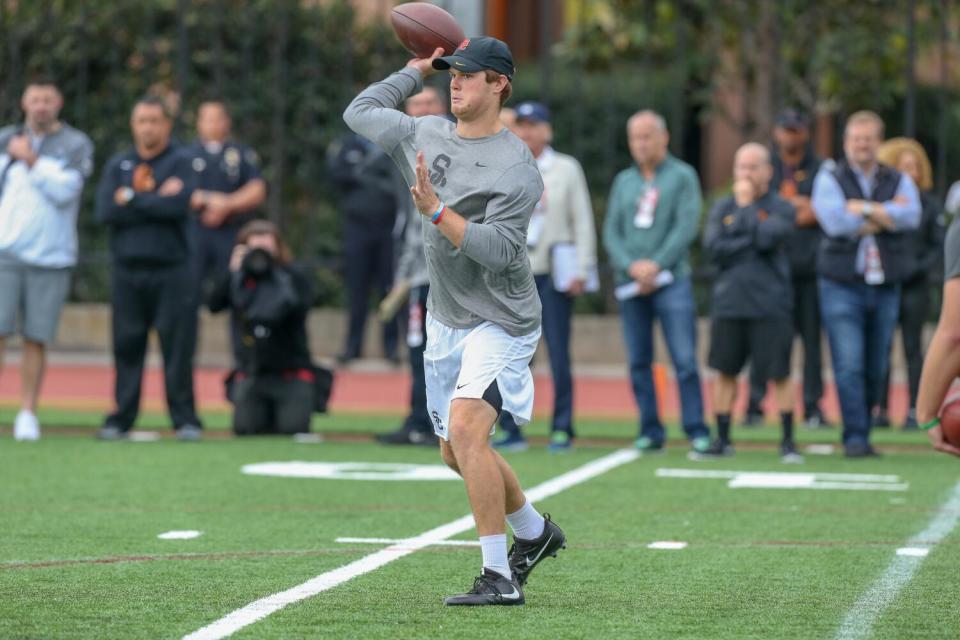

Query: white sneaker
[13,410,40,441]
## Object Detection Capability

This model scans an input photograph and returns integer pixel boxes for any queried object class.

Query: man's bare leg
[439,438,526,515]
[20,340,45,413]
[447,398,507,537]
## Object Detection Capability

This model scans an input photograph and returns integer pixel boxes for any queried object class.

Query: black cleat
[844,442,881,458]
[780,440,804,464]
[689,439,735,460]
[508,514,566,587]
[375,427,436,446]
[443,569,524,606]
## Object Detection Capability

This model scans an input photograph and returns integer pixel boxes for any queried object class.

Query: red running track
[0,362,911,423]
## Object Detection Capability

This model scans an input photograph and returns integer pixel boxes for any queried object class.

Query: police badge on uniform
[224,147,241,177]
[192,157,207,172]
[225,147,241,168]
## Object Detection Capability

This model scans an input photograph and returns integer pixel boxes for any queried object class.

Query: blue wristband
[431,201,445,223]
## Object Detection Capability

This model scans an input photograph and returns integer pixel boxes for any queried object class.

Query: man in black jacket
[95,96,202,440]
[745,110,828,429]
[327,132,401,364]
[208,220,317,435]
[699,143,801,462]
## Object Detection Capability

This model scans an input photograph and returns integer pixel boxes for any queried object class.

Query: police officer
[187,100,267,292]
[95,96,202,441]
[327,132,401,365]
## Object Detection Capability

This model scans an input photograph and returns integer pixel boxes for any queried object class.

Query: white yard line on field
[835,481,960,640]
[183,448,640,640]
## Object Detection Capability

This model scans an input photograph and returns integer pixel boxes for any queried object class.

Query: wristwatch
[119,186,135,205]
[862,202,874,218]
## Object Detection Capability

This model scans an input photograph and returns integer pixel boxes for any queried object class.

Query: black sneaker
[902,410,919,431]
[844,442,881,458]
[742,410,764,428]
[780,440,804,464]
[97,425,129,441]
[376,427,417,445]
[508,513,566,587]
[443,569,524,606]
[689,439,734,460]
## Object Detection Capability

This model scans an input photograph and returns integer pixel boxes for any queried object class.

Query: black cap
[776,108,810,130]
[432,36,516,81]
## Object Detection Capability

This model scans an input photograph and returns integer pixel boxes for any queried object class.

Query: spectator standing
[603,110,710,455]
[377,87,447,446]
[873,138,945,430]
[95,96,202,441]
[186,100,267,293]
[700,143,801,462]
[494,101,597,453]
[745,110,828,429]
[327,131,402,365]
[811,111,920,457]
[0,79,94,441]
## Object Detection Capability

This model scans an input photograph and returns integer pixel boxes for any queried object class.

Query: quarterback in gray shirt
[344,37,565,606]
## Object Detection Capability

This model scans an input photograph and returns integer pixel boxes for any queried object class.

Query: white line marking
[158,530,202,540]
[895,547,929,558]
[657,468,908,491]
[805,444,836,455]
[241,461,460,481]
[647,541,687,550]
[129,431,161,442]
[835,481,960,640]
[184,448,639,640]
[335,537,480,547]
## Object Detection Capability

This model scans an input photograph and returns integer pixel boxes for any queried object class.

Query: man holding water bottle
[602,110,711,456]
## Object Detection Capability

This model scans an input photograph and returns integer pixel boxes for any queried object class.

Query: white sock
[506,500,545,541]
[479,534,511,579]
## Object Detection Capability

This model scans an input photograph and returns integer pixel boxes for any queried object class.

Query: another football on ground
[390,2,465,58]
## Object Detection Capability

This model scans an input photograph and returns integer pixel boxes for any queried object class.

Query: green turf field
[2,416,959,639]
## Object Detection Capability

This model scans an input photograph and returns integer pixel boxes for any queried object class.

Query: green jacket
[603,154,703,285]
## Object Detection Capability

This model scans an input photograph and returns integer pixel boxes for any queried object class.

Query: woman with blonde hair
[874,138,946,429]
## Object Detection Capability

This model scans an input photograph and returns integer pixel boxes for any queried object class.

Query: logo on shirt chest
[429,154,451,189]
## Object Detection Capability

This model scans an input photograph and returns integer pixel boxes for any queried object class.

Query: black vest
[817,161,911,284]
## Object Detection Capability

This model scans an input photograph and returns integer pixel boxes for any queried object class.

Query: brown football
[939,390,960,447]
[390,2,465,58]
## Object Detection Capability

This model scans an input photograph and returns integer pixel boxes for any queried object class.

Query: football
[939,391,960,447]
[390,2,465,58]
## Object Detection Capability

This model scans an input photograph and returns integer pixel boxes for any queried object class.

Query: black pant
[748,276,823,414]
[189,219,240,299]
[233,375,313,435]
[879,279,929,411]
[107,262,201,431]
[341,222,398,359]
[403,285,431,433]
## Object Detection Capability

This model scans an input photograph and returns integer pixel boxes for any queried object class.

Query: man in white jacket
[495,101,597,453]
[0,79,94,441]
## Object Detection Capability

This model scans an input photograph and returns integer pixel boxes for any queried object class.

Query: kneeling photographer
[208,220,330,435]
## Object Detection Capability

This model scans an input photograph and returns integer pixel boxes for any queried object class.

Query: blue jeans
[501,274,574,437]
[618,276,708,443]
[818,278,900,447]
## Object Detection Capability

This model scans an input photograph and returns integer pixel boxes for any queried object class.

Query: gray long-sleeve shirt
[344,67,543,336]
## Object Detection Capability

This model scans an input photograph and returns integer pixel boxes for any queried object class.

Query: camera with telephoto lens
[241,247,274,278]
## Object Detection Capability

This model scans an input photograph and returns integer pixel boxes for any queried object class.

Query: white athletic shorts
[424,312,540,441]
